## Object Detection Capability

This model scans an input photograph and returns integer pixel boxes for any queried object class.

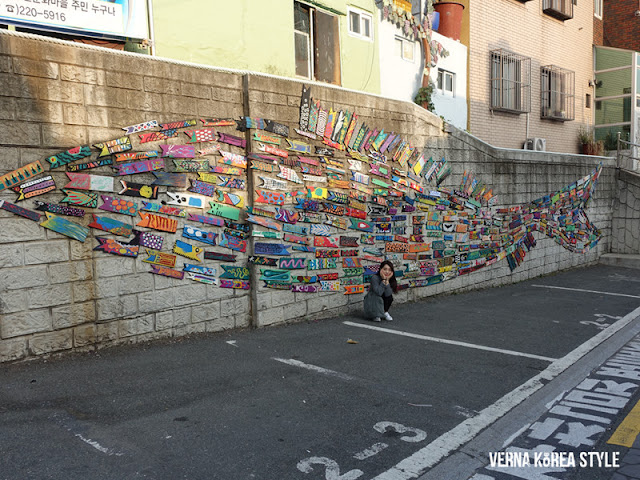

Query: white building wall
[378,22,467,130]
[429,31,468,130]
[378,19,423,104]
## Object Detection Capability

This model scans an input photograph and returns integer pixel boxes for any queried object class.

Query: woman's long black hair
[377,260,398,293]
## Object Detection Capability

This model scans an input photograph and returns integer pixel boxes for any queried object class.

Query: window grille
[490,49,531,114]
[540,66,575,121]
[542,0,574,20]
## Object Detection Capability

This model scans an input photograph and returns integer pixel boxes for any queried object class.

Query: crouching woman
[363,260,398,322]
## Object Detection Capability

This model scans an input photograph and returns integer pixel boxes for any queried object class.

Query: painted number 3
[297,422,427,479]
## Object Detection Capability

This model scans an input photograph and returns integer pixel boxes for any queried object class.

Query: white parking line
[532,284,640,299]
[342,321,557,362]
[272,357,356,381]
[369,305,640,480]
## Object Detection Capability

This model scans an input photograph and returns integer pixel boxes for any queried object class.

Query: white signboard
[0,0,149,40]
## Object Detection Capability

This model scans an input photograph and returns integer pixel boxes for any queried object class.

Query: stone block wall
[0,31,616,363]
[612,169,640,254]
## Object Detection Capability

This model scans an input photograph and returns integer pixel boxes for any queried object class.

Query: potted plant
[578,127,604,155]
[414,80,435,112]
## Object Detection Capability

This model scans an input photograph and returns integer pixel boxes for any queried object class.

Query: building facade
[152,0,382,95]
[467,0,596,153]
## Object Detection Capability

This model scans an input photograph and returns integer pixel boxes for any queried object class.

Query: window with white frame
[437,69,455,95]
[294,1,341,85]
[394,37,414,62]
[594,0,603,18]
[348,7,373,40]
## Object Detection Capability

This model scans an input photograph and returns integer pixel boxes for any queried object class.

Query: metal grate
[542,0,573,21]
[490,49,531,114]
[540,65,575,121]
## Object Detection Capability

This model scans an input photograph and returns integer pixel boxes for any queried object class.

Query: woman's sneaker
[384,312,393,321]
[372,317,381,322]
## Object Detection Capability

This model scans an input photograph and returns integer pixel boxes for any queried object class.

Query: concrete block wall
[0,31,616,363]
[612,169,640,254]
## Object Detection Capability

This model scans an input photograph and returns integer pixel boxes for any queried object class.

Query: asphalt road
[1,264,640,480]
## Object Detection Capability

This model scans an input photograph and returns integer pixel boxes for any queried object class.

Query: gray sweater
[369,273,394,297]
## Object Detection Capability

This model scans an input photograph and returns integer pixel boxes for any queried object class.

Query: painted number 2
[297,457,363,480]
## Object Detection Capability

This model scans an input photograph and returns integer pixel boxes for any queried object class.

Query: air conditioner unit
[525,138,546,151]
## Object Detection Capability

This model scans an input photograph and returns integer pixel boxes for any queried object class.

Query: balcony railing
[542,0,573,20]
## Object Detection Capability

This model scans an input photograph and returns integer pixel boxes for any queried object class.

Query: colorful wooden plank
[40,212,89,242]
[264,119,289,137]
[119,181,159,199]
[283,233,308,245]
[115,159,165,176]
[98,195,138,217]
[255,189,285,206]
[142,249,177,268]
[67,157,113,172]
[278,258,306,269]
[160,119,197,130]
[173,159,210,172]
[13,175,56,201]
[166,192,206,209]
[253,131,281,144]
[160,144,195,158]
[184,128,216,143]
[94,136,132,157]
[220,265,250,280]
[285,139,312,153]
[201,118,235,127]
[136,212,178,233]
[183,225,217,245]
[253,230,283,239]
[184,264,217,277]
[173,240,203,262]
[344,285,365,295]
[189,179,216,197]
[198,143,222,156]
[130,230,164,250]
[0,160,45,191]
[246,214,282,231]
[141,201,186,217]
[61,189,98,208]
[33,200,84,217]
[88,214,134,237]
[217,176,246,189]
[122,120,158,135]
[46,145,92,169]
[93,237,139,257]
[291,284,319,293]
[0,199,41,221]
[254,242,290,256]
[314,237,339,248]
[259,269,290,282]
[218,132,246,149]
[187,213,225,227]
[307,259,337,270]
[219,232,247,252]
[207,202,240,221]
[248,255,278,266]
[210,165,244,175]
[149,265,184,280]
[277,165,303,184]
[258,176,289,191]
[216,190,244,208]
[220,150,247,169]
[204,251,237,262]
[138,129,179,143]
[65,172,114,192]
[115,151,159,162]
[220,279,250,290]
[320,280,341,292]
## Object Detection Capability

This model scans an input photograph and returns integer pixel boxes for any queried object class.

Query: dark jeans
[383,294,393,313]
